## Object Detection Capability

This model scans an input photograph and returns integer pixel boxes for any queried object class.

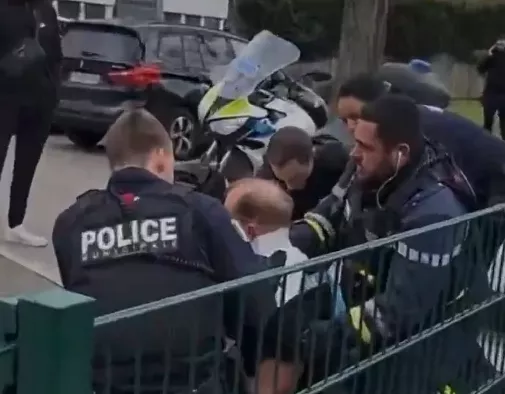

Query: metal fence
[3,205,505,393]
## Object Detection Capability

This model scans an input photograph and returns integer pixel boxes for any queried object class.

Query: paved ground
[0,255,56,297]
[0,135,109,284]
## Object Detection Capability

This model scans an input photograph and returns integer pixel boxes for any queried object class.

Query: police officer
[336,72,505,208]
[260,96,498,394]
[52,109,276,394]
[256,126,349,220]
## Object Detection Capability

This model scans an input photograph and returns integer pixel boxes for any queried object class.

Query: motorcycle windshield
[211,30,300,100]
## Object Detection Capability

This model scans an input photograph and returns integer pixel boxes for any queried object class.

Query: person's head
[495,35,505,51]
[225,178,294,241]
[350,94,422,185]
[336,74,389,132]
[265,127,314,190]
[104,108,174,182]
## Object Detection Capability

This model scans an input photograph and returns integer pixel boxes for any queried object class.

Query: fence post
[0,298,18,392]
[16,288,95,394]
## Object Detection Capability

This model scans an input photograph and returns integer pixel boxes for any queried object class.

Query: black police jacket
[53,167,276,393]
[419,106,505,207]
[264,144,492,394]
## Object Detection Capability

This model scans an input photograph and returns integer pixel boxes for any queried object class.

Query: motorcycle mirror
[300,71,332,83]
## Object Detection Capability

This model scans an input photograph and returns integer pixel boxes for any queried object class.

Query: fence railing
[4,205,505,393]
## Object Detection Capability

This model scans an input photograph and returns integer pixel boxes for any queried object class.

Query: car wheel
[154,107,199,161]
[65,130,102,150]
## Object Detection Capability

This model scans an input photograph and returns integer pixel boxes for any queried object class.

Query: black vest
[68,183,223,394]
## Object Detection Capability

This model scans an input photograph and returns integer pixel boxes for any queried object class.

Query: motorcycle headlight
[208,118,248,136]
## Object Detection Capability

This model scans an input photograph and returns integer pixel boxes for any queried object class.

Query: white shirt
[250,227,324,307]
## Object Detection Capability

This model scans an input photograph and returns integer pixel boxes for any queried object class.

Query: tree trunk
[333,0,389,92]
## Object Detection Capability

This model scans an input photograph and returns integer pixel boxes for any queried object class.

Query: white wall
[54,0,229,20]
[162,0,228,18]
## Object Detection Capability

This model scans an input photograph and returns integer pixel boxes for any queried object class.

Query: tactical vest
[68,183,223,394]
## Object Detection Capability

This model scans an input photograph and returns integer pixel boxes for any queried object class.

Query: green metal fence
[4,204,505,393]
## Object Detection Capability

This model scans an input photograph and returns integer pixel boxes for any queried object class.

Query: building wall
[53,0,228,30]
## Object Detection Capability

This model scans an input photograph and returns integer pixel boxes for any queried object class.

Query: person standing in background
[477,35,505,137]
[0,0,61,246]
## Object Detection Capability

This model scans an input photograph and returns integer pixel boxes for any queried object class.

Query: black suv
[54,19,247,159]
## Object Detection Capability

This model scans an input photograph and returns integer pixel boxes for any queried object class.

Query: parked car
[54,19,248,159]
[57,16,73,35]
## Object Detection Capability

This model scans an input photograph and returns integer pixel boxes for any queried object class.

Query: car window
[182,35,204,69]
[200,35,235,69]
[62,26,142,63]
[230,39,247,57]
[159,33,183,68]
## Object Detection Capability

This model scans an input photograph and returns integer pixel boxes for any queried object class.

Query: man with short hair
[53,108,276,394]
[263,95,495,394]
[225,178,315,305]
[257,126,348,219]
[335,72,505,208]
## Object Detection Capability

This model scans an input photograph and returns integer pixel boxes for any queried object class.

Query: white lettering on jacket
[80,217,177,262]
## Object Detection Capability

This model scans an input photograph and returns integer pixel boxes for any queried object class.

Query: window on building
[84,3,105,19]
[185,15,200,26]
[58,0,79,19]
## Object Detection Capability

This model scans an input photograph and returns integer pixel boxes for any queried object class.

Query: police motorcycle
[194,30,329,181]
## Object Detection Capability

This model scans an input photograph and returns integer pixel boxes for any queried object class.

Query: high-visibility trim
[394,241,462,267]
[349,306,371,344]
[357,269,375,284]
[304,218,326,244]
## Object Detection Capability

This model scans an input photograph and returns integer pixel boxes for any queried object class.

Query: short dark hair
[265,126,313,167]
[338,73,388,102]
[104,108,172,169]
[360,94,422,150]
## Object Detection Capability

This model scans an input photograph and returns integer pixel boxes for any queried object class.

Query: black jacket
[0,0,59,105]
[477,49,505,96]
[53,168,276,393]
[35,0,62,82]
[265,144,494,394]
[419,106,505,206]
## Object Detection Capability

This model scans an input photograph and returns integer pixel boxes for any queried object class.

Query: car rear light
[108,65,161,88]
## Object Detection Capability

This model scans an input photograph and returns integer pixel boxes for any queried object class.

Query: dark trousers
[0,98,54,228]
[482,94,505,138]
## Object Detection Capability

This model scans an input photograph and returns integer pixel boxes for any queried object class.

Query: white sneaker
[4,225,48,247]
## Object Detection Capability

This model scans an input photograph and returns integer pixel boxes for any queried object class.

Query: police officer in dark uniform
[52,109,276,394]
[336,72,505,208]
[259,96,499,394]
